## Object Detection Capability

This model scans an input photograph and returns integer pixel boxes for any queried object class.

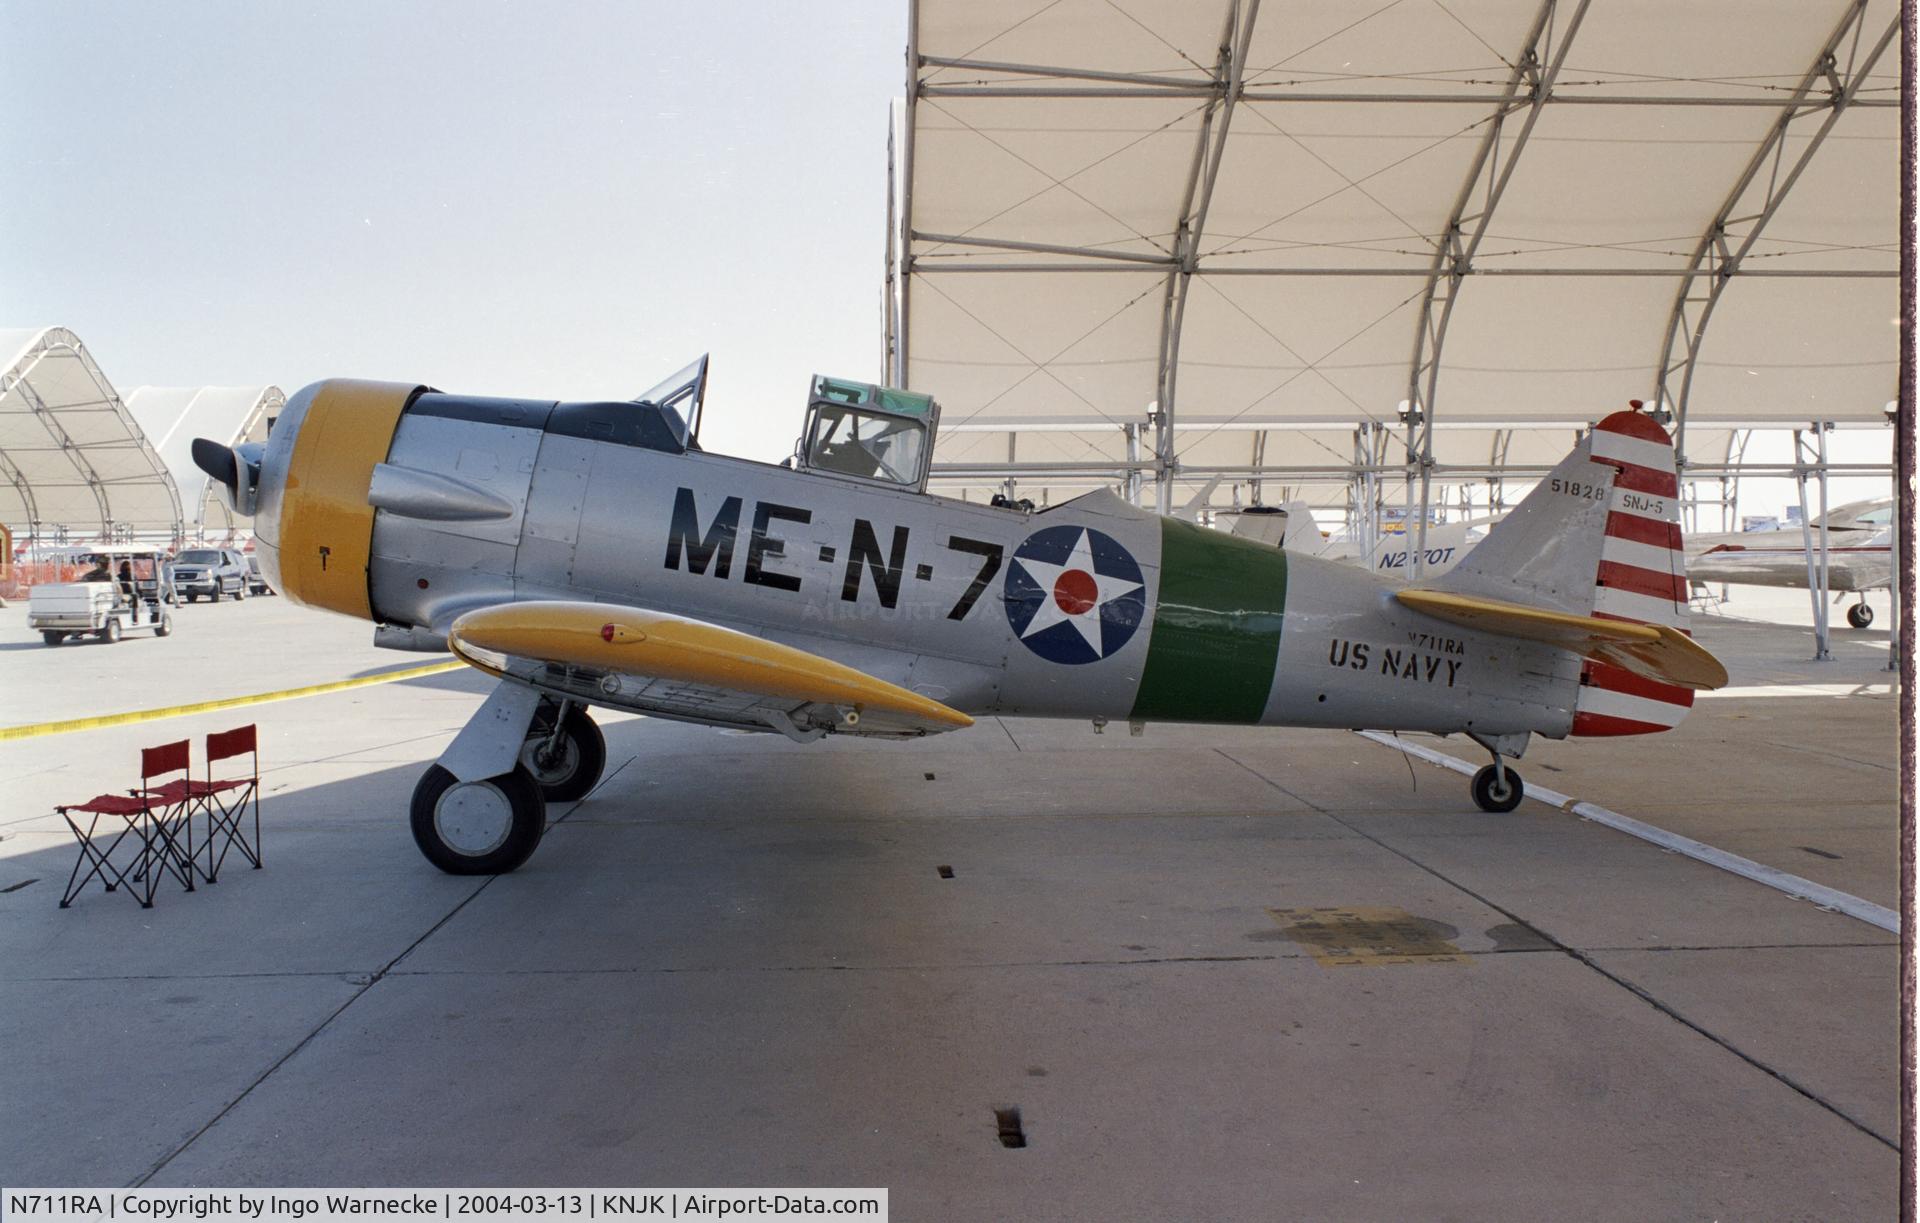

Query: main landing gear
[409,687,606,875]
[519,700,607,803]
[410,763,546,875]
[1846,602,1874,630]
[1468,732,1527,813]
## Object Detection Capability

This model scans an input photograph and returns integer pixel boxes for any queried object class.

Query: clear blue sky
[1,0,904,461]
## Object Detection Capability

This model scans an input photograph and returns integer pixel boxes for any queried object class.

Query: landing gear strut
[411,680,554,875]
[1467,732,1527,813]
[520,699,607,802]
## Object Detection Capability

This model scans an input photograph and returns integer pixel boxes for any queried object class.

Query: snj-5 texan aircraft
[193,359,1728,875]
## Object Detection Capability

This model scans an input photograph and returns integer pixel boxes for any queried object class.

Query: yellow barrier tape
[0,660,468,741]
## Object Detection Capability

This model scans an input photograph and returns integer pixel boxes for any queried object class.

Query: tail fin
[1429,409,1706,737]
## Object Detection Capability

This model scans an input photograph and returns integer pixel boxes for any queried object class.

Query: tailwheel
[1847,602,1874,629]
[1471,763,1524,813]
[410,763,546,875]
[520,702,606,803]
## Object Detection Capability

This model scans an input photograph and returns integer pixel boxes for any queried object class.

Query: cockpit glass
[805,405,926,486]
[634,354,708,446]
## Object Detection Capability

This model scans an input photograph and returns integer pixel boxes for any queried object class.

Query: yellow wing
[447,600,972,738]
[1395,588,1729,690]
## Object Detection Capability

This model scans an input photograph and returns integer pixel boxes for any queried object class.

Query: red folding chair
[197,725,261,881]
[57,741,197,908]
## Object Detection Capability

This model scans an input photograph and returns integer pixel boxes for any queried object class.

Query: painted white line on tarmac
[1356,729,1899,935]
[1696,683,1894,699]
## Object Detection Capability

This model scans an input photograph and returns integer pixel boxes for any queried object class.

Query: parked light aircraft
[1228,502,1479,578]
[1686,498,1893,627]
[194,360,1726,874]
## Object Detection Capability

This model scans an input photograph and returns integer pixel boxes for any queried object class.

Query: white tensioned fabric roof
[891,0,1899,505]
[125,385,286,534]
[0,327,182,538]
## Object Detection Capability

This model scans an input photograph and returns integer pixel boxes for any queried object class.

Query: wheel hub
[434,780,514,856]
[520,734,579,785]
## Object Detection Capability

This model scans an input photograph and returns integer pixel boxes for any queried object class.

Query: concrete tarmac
[0,586,1897,1219]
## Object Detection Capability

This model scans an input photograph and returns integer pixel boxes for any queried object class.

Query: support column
[1124,423,1144,508]
[1793,426,1833,661]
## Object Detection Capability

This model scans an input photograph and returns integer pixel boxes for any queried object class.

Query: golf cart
[28,545,177,645]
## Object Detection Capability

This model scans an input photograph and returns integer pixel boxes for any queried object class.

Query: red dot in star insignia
[1052,569,1098,615]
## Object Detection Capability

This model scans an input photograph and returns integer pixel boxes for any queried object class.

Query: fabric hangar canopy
[887,0,1899,508]
[0,327,183,541]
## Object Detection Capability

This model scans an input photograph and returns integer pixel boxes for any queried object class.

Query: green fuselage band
[1129,517,1288,724]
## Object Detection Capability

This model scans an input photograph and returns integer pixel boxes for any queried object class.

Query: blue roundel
[1003,525,1147,665]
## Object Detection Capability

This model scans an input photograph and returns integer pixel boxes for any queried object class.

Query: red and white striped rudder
[1573,410,1694,736]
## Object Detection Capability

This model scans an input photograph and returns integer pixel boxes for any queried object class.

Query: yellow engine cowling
[258,379,427,620]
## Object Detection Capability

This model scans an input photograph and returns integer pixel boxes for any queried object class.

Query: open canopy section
[125,385,286,534]
[0,327,182,542]
[890,0,1900,510]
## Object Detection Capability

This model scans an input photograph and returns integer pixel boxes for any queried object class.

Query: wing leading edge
[447,600,972,738]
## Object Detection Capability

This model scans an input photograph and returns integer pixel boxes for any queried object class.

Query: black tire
[186,593,198,604]
[1847,603,1873,629]
[99,618,122,644]
[1471,764,1524,813]
[520,707,607,803]
[210,586,221,603]
[233,580,247,601]
[154,613,173,638]
[41,631,64,646]
[409,764,546,875]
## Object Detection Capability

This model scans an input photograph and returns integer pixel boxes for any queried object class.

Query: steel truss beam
[1654,0,1899,461]
[930,460,1891,479]
[884,119,901,384]
[1404,0,1590,576]
[916,73,1898,109]
[0,441,38,527]
[912,231,1179,266]
[7,351,114,537]
[1794,423,1836,660]
[897,0,922,387]
[909,261,1893,277]
[942,416,1890,433]
[1151,0,1260,511]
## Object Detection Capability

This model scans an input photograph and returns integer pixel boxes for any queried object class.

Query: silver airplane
[1227,500,1482,579]
[193,358,1727,874]
[1685,498,1893,628]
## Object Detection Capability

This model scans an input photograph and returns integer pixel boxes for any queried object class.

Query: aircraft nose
[231,378,428,617]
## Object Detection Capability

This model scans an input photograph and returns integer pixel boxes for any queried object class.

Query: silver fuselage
[256,390,1582,738]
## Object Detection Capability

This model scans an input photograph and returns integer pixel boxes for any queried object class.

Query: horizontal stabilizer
[447,600,973,735]
[1396,587,1728,691]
